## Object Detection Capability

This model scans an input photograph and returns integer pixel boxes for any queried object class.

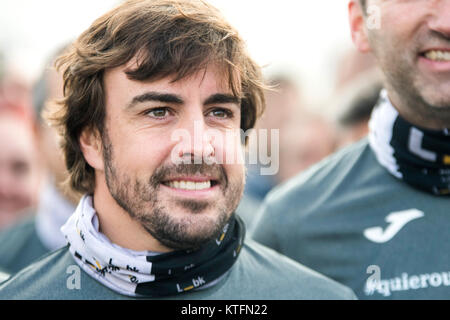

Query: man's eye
[146,108,169,118]
[209,109,232,119]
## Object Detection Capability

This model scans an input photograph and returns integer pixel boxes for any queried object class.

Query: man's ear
[79,127,104,171]
[348,0,372,53]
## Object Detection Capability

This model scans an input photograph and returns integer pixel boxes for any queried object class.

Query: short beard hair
[101,129,243,251]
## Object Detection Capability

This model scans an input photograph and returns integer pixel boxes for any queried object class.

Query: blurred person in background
[1,48,46,225]
[334,47,377,92]
[277,113,336,184]
[251,0,450,299]
[334,69,383,148]
[241,74,338,226]
[239,74,303,226]
[0,101,41,229]
[0,46,78,274]
[0,70,33,114]
[325,45,380,149]
[244,75,302,198]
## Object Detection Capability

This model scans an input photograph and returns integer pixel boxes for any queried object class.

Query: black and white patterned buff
[61,195,245,298]
[369,89,450,196]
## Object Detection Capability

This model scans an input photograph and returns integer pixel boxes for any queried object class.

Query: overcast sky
[0,0,353,102]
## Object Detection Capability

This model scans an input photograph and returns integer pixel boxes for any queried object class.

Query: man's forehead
[106,60,238,95]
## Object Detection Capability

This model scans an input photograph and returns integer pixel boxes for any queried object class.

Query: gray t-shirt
[251,138,450,299]
[0,268,9,283]
[0,239,356,300]
[0,216,49,274]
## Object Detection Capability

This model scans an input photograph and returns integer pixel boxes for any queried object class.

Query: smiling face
[350,0,450,129]
[81,62,245,251]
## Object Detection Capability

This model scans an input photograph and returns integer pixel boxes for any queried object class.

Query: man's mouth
[422,50,450,62]
[161,178,220,191]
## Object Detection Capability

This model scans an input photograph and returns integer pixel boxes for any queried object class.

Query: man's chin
[422,93,450,112]
[415,77,450,107]
[173,199,212,214]
[139,205,231,251]
[146,219,226,251]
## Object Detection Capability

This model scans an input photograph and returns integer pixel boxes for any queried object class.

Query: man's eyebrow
[204,94,241,107]
[127,92,184,109]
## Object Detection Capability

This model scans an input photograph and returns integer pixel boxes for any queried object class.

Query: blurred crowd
[0,44,382,231]
[0,45,79,234]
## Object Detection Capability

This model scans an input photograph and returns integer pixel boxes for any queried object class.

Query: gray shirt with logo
[0,238,356,300]
[250,139,450,299]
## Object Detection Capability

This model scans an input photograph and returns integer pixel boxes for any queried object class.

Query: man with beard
[251,0,450,299]
[0,0,355,300]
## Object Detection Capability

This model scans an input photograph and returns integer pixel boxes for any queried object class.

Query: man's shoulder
[0,246,122,300]
[249,139,385,252]
[252,139,383,224]
[0,247,70,299]
[270,139,373,205]
[223,239,356,300]
[0,216,37,268]
[0,214,50,274]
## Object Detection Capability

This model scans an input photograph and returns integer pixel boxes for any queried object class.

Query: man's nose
[429,1,450,37]
[173,112,215,163]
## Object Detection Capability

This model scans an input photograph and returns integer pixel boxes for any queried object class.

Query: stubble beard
[101,131,244,251]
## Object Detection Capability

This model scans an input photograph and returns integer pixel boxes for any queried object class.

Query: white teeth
[425,50,450,62]
[186,181,195,190]
[196,181,211,190]
[167,180,211,190]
